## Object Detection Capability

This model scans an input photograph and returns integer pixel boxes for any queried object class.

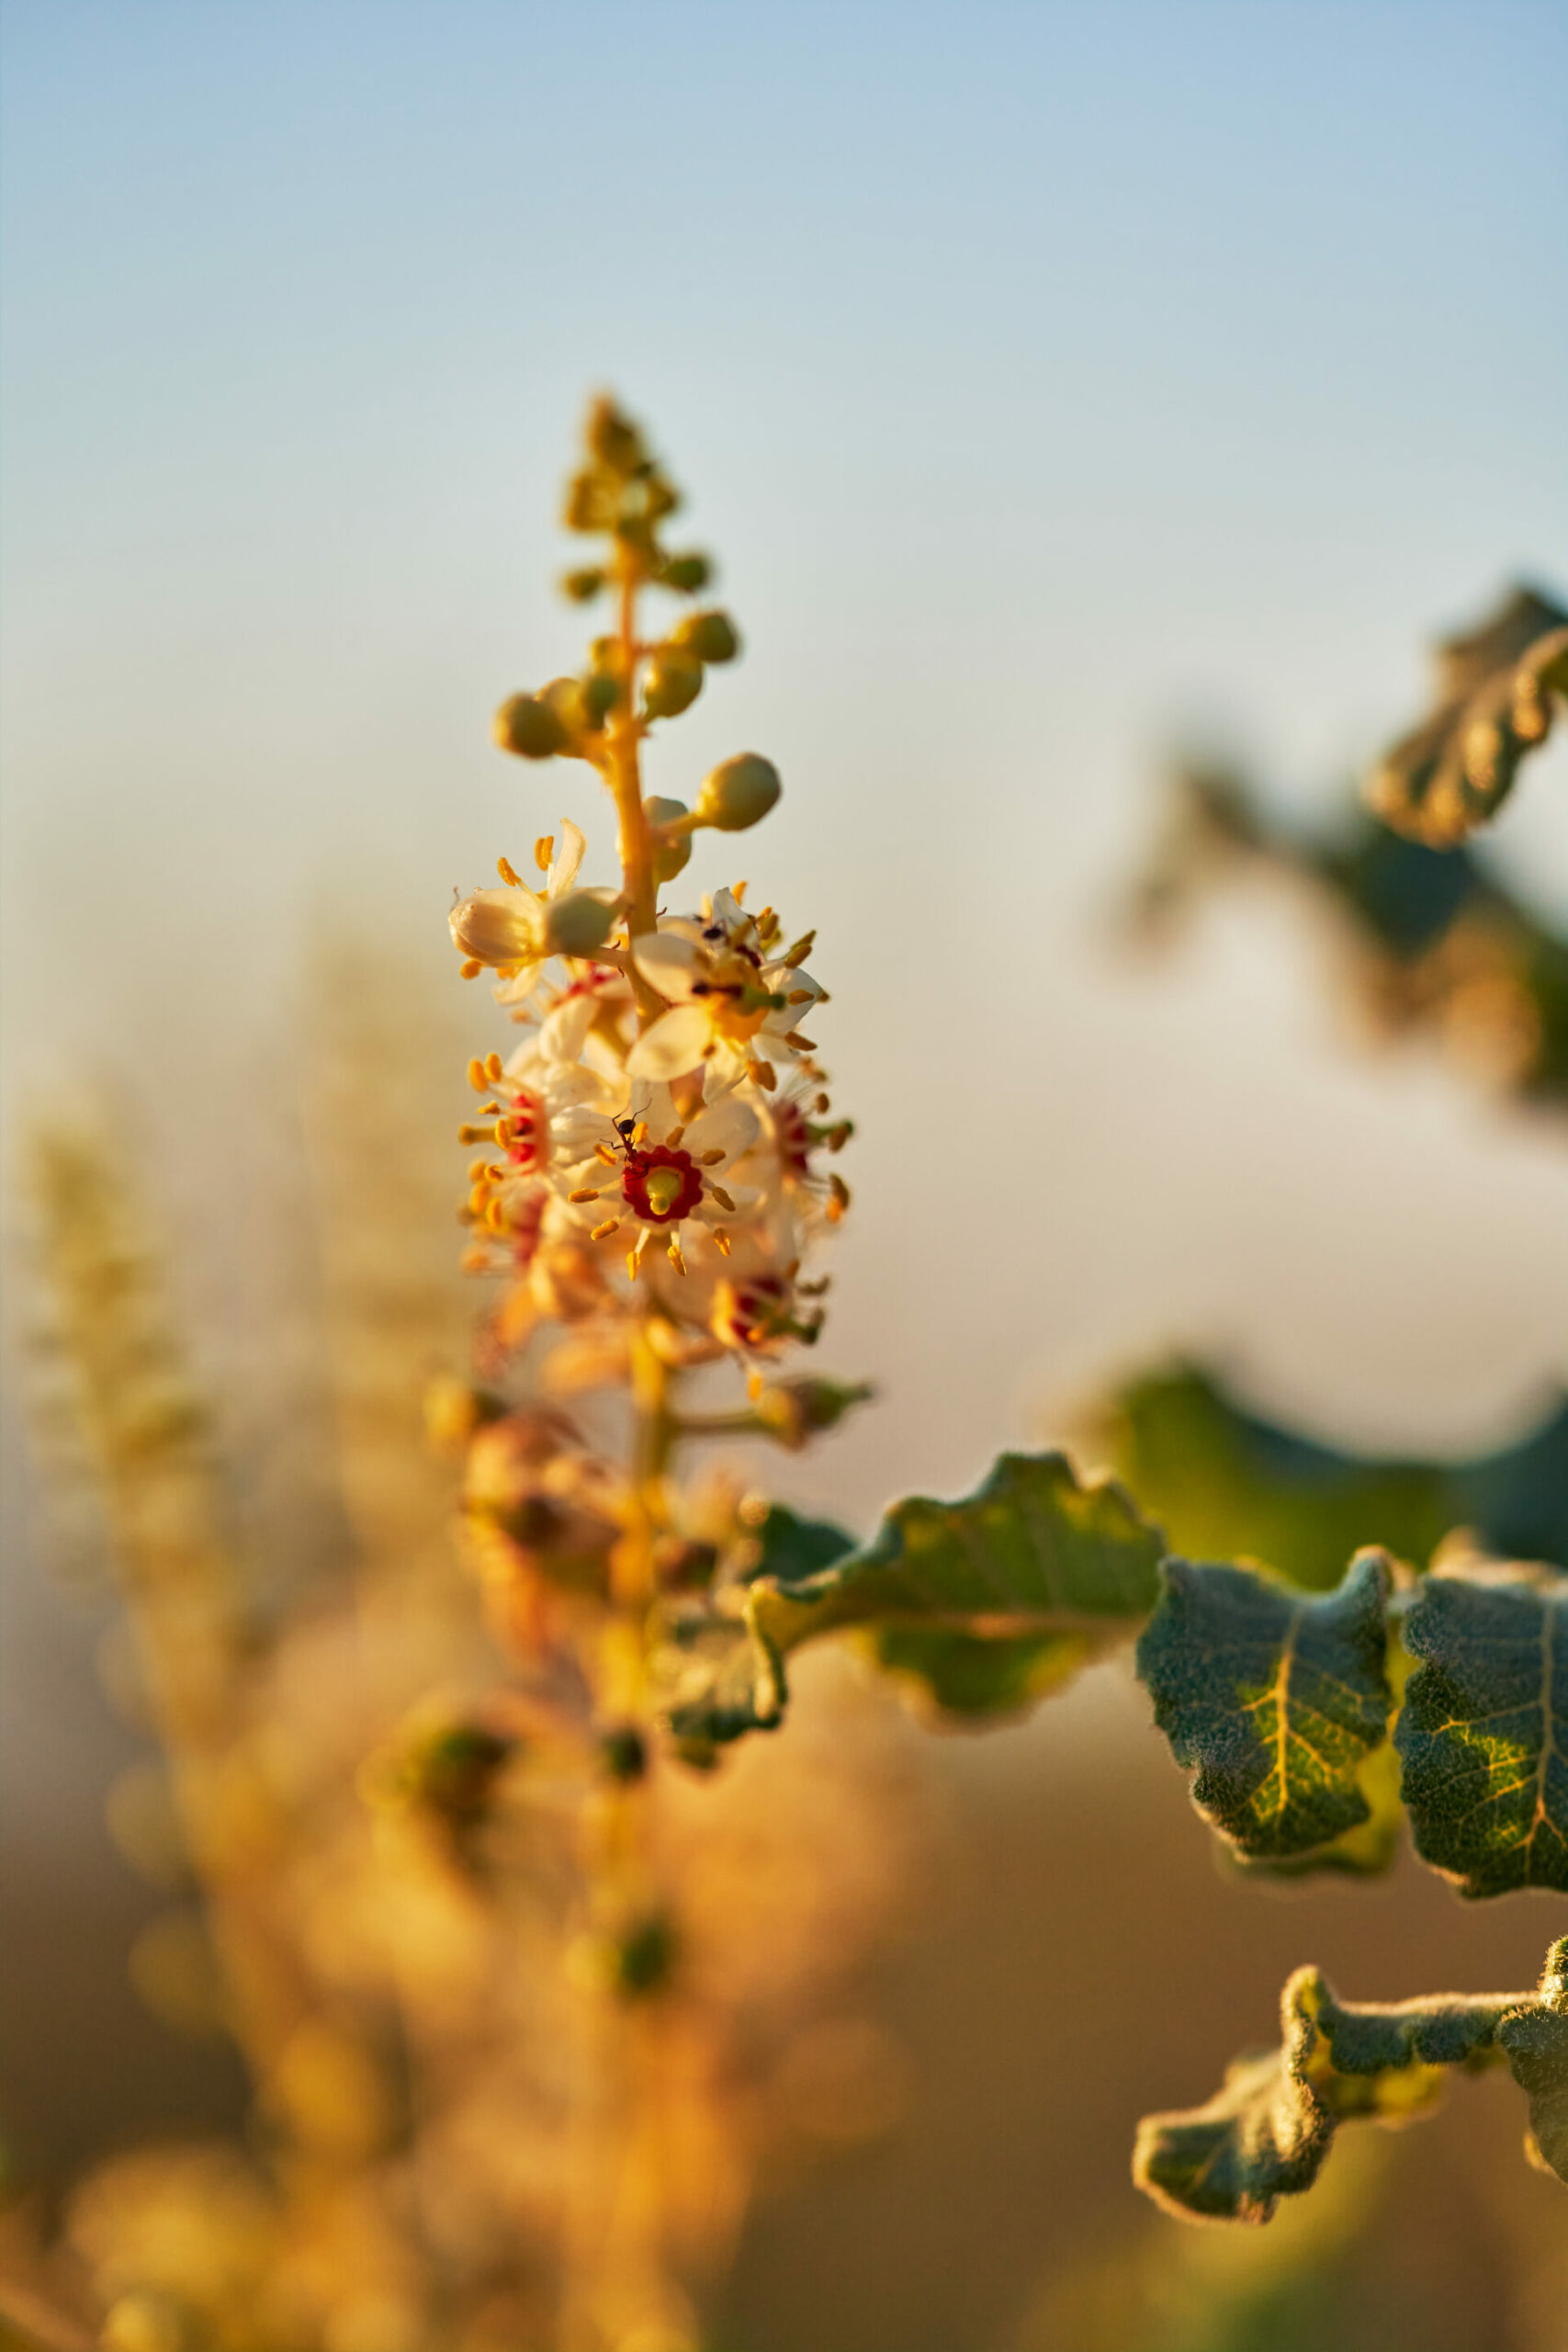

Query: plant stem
[609,559,663,1016]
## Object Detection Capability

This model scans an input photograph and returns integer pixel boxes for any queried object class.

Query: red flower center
[503,1088,546,1170]
[622,1144,703,1226]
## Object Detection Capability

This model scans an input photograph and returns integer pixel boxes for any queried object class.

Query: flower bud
[582,671,621,726]
[494,693,570,761]
[586,395,645,474]
[561,566,606,604]
[450,888,545,966]
[642,650,705,720]
[423,1376,506,1453]
[543,888,618,957]
[694,752,782,832]
[752,1377,874,1450]
[644,796,694,882]
[658,551,712,593]
[670,608,740,664]
[539,675,591,739]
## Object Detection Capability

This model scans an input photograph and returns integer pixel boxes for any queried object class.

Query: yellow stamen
[713,1229,731,1257]
[497,855,524,887]
[467,1058,489,1092]
[485,1200,509,1234]
[784,1031,817,1051]
[709,1183,735,1212]
[783,931,816,967]
[632,1121,649,1146]
[666,1234,686,1274]
[731,879,748,903]
[591,1217,619,1241]
[460,958,483,979]
[484,1052,504,1081]
[666,1123,685,1146]
[748,1058,777,1091]
[594,1142,619,1167]
[747,1372,764,1401]
[468,1183,492,1215]
[569,1187,601,1204]
[535,834,554,873]
[468,1158,489,1182]
[699,1149,726,1167]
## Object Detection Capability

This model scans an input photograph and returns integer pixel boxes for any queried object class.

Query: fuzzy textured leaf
[650,1453,1165,1744]
[1134,1937,1568,2224]
[1395,1564,1568,1896]
[1365,584,1568,846]
[751,1451,1166,1720]
[1136,1551,1395,1871]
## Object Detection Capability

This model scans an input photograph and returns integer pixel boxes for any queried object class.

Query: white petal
[761,960,824,1002]
[626,1004,712,1081]
[682,1098,760,1164]
[540,991,598,1065]
[632,931,701,1001]
[708,888,746,933]
[548,817,587,896]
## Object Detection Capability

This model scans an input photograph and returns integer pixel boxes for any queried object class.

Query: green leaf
[750,1451,1166,1722]
[1136,1551,1396,1871]
[1395,1564,1568,1896]
[1103,1363,1568,1590]
[1134,1939,1568,2224]
[649,1453,1165,1746]
[1498,1938,1568,2186]
[1365,584,1568,846]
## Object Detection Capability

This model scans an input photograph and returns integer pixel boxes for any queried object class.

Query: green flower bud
[615,1912,677,1999]
[657,550,712,594]
[694,752,782,832]
[641,650,705,720]
[582,671,621,727]
[561,566,606,604]
[670,608,740,664]
[599,1725,648,1783]
[494,692,570,761]
[586,395,645,475]
[539,675,592,747]
[644,796,694,882]
[543,888,618,957]
[563,470,614,533]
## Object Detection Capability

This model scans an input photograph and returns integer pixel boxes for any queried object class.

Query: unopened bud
[753,1377,874,1450]
[423,1376,506,1453]
[644,796,693,882]
[582,672,621,726]
[694,752,782,832]
[585,395,645,474]
[658,551,712,594]
[670,608,740,664]
[450,888,545,966]
[539,676,591,742]
[544,888,618,957]
[494,693,570,761]
[642,650,705,719]
[561,566,606,604]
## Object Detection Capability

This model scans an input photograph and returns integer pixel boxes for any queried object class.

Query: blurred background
[5,2,1568,2346]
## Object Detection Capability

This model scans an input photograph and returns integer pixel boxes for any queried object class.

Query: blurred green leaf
[1136,1552,1395,1871]
[1365,584,1568,846]
[1395,1565,1568,1895]
[651,1453,1165,1743]
[1126,744,1568,1114]
[1135,1937,1568,2224]
[1104,1363,1568,1591]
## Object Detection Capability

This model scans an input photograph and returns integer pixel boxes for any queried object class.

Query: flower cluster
[448,400,853,1392]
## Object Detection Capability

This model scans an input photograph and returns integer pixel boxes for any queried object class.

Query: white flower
[450,821,617,979]
[626,889,827,1083]
[553,1080,761,1278]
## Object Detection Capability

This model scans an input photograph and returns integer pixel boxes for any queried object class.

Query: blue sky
[5,0,1567,1509]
